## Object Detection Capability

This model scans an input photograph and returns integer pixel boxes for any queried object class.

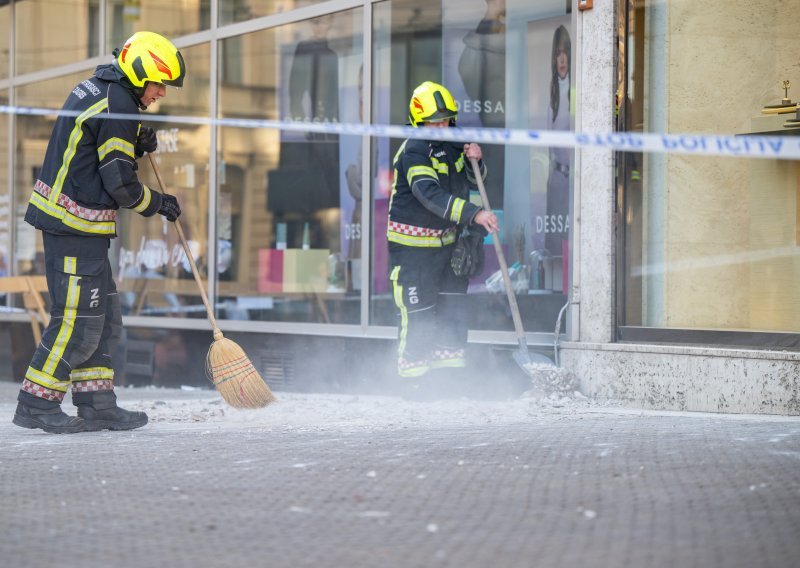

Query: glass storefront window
[369,0,574,334]
[115,43,211,318]
[0,3,9,80]
[0,90,8,285]
[14,72,88,276]
[6,0,579,337]
[217,10,363,324]
[15,0,100,75]
[618,1,800,337]
[106,0,211,54]
[219,0,324,26]
[13,44,209,319]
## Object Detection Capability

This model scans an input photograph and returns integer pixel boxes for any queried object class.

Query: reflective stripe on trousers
[388,245,469,364]
[24,233,120,399]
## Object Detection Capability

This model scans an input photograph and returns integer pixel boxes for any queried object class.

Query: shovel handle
[469,157,528,352]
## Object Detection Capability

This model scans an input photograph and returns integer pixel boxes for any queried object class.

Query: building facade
[0,0,798,414]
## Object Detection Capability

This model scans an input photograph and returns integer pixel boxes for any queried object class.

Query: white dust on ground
[111,380,612,433]
[0,366,612,434]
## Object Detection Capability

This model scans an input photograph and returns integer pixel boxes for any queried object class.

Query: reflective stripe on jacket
[24,64,163,237]
[388,137,486,248]
[387,220,458,247]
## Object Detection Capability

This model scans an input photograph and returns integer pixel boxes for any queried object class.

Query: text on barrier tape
[2,104,800,161]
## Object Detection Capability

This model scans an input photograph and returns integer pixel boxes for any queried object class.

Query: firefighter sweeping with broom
[12,31,185,433]
[388,81,499,379]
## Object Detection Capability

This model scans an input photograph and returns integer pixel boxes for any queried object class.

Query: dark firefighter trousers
[389,244,469,376]
[19,232,122,409]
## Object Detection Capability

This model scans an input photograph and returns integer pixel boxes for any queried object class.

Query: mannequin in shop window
[457,0,506,207]
[268,14,341,248]
[289,15,339,127]
[344,65,364,264]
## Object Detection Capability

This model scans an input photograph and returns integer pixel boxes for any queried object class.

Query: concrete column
[574,0,616,344]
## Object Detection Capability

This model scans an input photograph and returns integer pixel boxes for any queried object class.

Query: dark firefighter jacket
[388,138,487,248]
[25,64,163,238]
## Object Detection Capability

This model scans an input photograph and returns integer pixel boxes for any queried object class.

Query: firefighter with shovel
[388,81,499,379]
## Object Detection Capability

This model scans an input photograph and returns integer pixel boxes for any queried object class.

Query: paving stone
[0,382,798,568]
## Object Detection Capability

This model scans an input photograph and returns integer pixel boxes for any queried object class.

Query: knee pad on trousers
[67,316,105,367]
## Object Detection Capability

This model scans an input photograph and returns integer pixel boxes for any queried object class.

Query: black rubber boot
[13,402,87,434]
[74,390,148,431]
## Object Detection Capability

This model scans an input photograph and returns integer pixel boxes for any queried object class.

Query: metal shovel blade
[512,348,556,375]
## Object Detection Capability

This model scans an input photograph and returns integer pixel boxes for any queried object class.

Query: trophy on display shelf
[762,80,797,115]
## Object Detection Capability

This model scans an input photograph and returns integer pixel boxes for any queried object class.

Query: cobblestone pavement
[0,382,799,568]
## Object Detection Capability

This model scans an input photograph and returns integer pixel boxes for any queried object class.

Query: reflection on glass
[115,126,210,320]
[219,0,324,26]
[369,0,442,328]
[106,0,211,54]
[527,16,573,295]
[620,2,800,334]
[15,0,100,75]
[14,73,88,277]
[217,10,363,324]
[114,43,211,319]
[14,44,210,321]
[455,0,507,205]
[0,5,9,80]
[12,50,210,319]
[0,91,8,285]
[369,0,571,335]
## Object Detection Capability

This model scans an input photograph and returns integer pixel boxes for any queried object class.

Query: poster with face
[528,15,573,291]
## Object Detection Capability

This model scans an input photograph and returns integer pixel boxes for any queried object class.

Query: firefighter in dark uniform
[388,81,499,378]
[12,31,185,433]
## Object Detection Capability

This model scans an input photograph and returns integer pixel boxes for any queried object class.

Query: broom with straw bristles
[148,153,276,409]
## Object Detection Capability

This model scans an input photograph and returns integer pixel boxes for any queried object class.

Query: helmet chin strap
[136,82,152,110]
[130,84,148,110]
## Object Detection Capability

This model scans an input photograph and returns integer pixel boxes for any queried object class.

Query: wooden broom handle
[469,157,527,348]
[147,153,222,338]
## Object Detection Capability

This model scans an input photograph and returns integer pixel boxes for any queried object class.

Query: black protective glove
[157,193,181,222]
[134,126,157,158]
[450,225,487,278]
